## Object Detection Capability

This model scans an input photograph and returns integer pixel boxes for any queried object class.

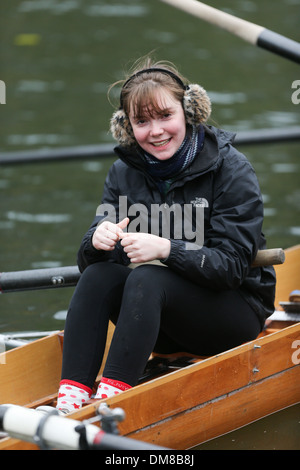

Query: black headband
[120,67,187,108]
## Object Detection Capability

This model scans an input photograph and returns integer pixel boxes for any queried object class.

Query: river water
[0,0,299,449]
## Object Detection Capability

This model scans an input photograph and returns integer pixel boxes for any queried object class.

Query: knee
[125,265,166,292]
[121,266,165,323]
[78,262,129,293]
[79,262,107,290]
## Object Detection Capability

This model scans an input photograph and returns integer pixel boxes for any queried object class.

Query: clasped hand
[92,217,170,263]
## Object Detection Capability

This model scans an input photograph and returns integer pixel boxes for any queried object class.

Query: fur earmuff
[184,84,211,127]
[110,109,135,146]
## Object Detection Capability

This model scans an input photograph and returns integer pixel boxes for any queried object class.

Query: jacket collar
[114,125,236,179]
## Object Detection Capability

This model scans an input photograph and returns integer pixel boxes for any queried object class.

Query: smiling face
[129,88,186,160]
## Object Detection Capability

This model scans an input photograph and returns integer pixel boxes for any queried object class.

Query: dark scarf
[141,125,204,195]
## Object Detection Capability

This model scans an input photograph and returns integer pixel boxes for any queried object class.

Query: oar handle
[251,248,285,267]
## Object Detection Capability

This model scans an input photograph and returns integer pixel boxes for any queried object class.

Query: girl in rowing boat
[56,57,276,413]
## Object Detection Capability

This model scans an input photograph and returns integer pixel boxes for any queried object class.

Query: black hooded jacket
[78,125,276,328]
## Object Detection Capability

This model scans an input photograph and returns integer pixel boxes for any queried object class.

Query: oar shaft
[0,249,285,293]
[0,266,80,293]
[1,128,299,165]
[161,0,300,64]
[162,0,263,44]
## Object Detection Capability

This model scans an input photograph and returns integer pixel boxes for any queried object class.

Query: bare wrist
[160,238,171,260]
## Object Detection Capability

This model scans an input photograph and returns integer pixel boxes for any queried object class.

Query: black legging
[61,262,261,389]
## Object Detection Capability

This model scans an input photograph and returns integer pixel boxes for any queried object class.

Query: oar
[0,404,170,450]
[1,127,300,165]
[161,0,300,64]
[0,248,285,293]
[0,265,81,293]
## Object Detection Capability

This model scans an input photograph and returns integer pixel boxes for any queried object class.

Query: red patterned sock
[95,377,131,399]
[56,380,92,412]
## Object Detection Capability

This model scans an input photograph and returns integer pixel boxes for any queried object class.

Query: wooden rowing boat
[0,245,299,450]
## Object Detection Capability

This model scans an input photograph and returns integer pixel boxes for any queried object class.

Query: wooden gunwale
[72,322,300,448]
[127,366,299,449]
[0,325,299,450]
